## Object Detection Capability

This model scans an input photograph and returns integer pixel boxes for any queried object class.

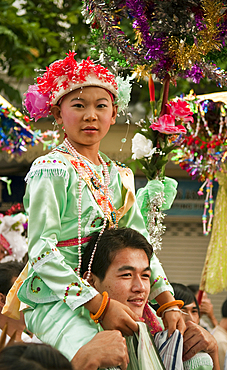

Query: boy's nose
[83,109,98,121]
[184,311,193,323]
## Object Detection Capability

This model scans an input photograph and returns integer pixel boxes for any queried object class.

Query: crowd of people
[0,51,226,370]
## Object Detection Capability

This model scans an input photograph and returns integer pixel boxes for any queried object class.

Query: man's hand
[183,321,220,370]
[71,330,129,370]
[200,298,218,327]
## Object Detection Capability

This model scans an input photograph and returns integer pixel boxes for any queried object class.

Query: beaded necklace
[63,138,111,278]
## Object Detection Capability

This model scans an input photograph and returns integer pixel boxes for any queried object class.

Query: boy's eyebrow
[118,265,151,272]
[70,97,109,102]
[70,97,84,102]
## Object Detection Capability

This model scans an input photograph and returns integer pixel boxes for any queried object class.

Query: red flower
[169,100,194,123]
[150,114,187,134]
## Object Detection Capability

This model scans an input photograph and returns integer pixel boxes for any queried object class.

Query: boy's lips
[82,126,98,132]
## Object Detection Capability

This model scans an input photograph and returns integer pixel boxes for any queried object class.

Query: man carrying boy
[79,228,220,370]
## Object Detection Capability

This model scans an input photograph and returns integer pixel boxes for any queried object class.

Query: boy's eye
[97,103,107,108]
[73,103,84,108]
[121,273,132,277]
[142,274,150,279]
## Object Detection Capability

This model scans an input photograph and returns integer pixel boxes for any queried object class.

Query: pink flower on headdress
[169,100,194,123]
[24,85,50,121]
[150,114,187,134]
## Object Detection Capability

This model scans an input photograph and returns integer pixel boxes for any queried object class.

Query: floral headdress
[24,51,132,121]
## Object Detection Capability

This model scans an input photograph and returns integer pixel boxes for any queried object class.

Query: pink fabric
[143,303,163,336]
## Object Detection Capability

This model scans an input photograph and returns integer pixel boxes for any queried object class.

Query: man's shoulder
[212,325,227,340]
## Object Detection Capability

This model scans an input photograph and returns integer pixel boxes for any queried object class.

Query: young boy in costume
[11,52,185,363]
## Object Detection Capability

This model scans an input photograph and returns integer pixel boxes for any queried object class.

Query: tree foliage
[0,0,89,105]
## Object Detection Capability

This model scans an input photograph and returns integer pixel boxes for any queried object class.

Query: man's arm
[71,330,129,370]
[182,321,220,370]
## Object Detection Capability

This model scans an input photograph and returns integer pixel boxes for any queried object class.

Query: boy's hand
[162,308,186,337]
[101,299,140,336]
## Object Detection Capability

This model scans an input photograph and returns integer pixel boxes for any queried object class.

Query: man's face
[181,302,200,324]
[92,247,151,316]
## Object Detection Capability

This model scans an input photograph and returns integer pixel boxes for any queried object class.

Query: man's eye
[142,274,150,278]
[121,273,132,277]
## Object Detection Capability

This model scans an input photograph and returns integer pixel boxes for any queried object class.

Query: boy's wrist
[84,293,103,314]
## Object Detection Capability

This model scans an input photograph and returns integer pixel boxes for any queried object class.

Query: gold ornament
[168,0,222,70]
[131,65,152,81]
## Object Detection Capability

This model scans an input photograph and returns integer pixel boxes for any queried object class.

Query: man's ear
[83,272,98,288]
[50,105,63,125]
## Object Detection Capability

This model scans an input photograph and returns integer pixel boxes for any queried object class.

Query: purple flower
[24,85,50,121]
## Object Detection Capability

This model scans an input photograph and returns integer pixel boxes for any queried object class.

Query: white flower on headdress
[132,133,156,160]
[115,75,132,112]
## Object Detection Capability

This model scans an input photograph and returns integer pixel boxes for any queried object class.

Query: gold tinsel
[134,29,143,48]
[131,64,152,81]
[168,0,222,70]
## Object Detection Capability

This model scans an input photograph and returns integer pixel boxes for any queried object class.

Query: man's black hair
[171,282,200,316]
[187,284,199,295]
[0,261,25,295]
[81,227,153,281]
[221,298,227,318]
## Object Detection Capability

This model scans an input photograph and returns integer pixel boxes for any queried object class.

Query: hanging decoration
[171,91,227,235]
[82,0,227,86]
[82,0,227,295]
[0,95,59,156]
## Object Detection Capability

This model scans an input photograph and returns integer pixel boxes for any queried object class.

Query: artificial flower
[24,85,50,121]
[115,75,132,112]
[132,133,155,160]
[169,100,194,123]
[150,114,187,135]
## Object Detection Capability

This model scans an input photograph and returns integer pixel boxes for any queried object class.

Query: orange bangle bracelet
[156,300,184,317]
[90,291,109,323]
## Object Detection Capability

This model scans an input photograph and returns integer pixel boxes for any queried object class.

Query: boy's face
[91,247,151,316]
[52,86,117,152]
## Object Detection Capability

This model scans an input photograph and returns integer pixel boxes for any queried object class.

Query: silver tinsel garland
[147,191,166,252]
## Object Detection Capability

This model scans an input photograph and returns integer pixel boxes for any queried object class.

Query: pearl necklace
[64,138,110,278]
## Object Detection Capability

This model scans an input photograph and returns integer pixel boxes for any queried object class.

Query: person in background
[0,342,73,370]
[0,261,27,342]
[188,284,219,332]
[172,283,220,370]
[212,298,227,370]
